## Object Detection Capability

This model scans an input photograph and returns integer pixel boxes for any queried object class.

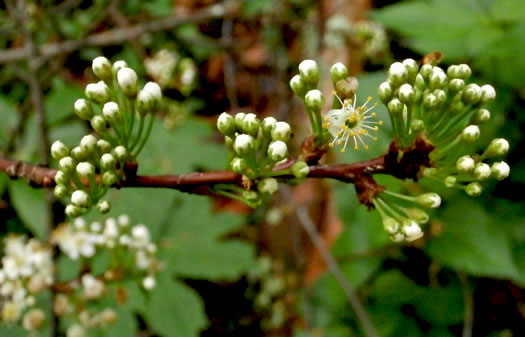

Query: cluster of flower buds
[52,56,163,218]
[372,191,442,242]
[290,60,383,151]
[0,236,53,330]
[144,49,198,96]
[351,21,389,62]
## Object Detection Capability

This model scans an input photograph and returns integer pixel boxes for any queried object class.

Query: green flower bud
[71,190,90,207]
[267,140,288,161]
[491,161,510,180]
[112,60,128,74]
[466,182,482,197]
[429,68,447,89]
[480,84,496,105]
[96,200,111,214]
[117,67,138,96]
[462,83,482,105]
[298,60,319,86]
[217,112,236,136]
[402,58,418,82]
[387,62,408,87]
[456,155,475,173]
[484,138,509,158]
[242,190,259,202]
[102,171,118,186]
[257,178,279,195]
[54,184,69,199]
[261,117,277,137]
[100,153,116,171]
[387,98,404,115]
[419,64,433,79]
[92,56,112,81]
[271,121,291,142]
[474,163,491,180]
[65,204,82,218]
[85,81,110,103]
[434,89,447,105]
[407,208,429,224]
[422,167,437,177]
[242,113,260,136]
[414,74,425,89]
[71,146,88,162]
[398,83,415,104]
[289,75,307,97]
[51,141,70,160]
[304,89,325,113]
[54,170,68,185]
[113,146,127,161]
[330,63,348,85]
[449,78,465,93]
[291,161,309,179]
[97,139,112,154]
[472,108,490,124]
[423,93,438,110]
[458,64,472,79]
[444,176,456,188]
[383,216,400,234]
[378,81,393,104]
[461,125,480,143]
[74,99,93,120]
[90,115,108,134]
[76,162,95,177]
[447,65,461,79]
[136,90,154,114]
[59,156,75,174]
[233,134,255,156]
[103,102,122,123]
[231,157,247,174]
[234,112,246,131]
[410,119,425,132]
[80,135,97,154]
[416,193,441,208]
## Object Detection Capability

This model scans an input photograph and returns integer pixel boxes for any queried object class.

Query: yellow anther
[337,140,343,145]
[329,143,334,148]
[374,102,379,107]
[371,113,377,117]
[332,90,337,95]
[354,146,359,150]
[373,136,378,141]
[367,96,373,101]
[379,121,384,125]
[364,145,369,150]
[374,126,379,131]
[340,148,345,153]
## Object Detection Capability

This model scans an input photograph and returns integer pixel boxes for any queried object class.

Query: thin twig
[459,271,474,337]
[281,186,380,337]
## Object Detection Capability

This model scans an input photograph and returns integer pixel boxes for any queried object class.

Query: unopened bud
[429,69,447,89]
[416,193,441,208]
[71,190,90,207]
[291,161,309,179]
[423,93,438,110]
[330,63,348,84]
[449,78,465,93]
[85,81,110,103]
[458,64,472,79]
[304,89,325,113]
[112,60,128,73]
[466,182,482,197]
[289,75,307,97]
[117,67,138,96]
[410,119,425,132]
[298,60,320,86]
[261,117,277,137]
[257,178,279,195]
[80,135,97,153]
[378,81,393,104]
[406,208,429,224]
[472,108,490,124]
[414,74,425,89]
[233,134,254,156]
[22,309,45,331]
[97,139,112,153]
[143,276,156,291]
[231,157,247,174]
[102,171,118,186]
[71,146,88,162]
[480,84,496,105]
[217,112,235,136]
[136,90,154,114]
[444,176,456,188]
[402,58,418,82]
[96,200,111,214]
[383,217,400,234]
[484,138,509,157]
[113,146,127,161]
[267,140,288,161]
[447,65,461,79]
[74,99,93,120]
[100,153,116,171]
[54,184,68,199]
[76,162,95,177]
[59,156,75,174]
[242,113,260,136]
[234,112,246,130]
[419,64,433,79]
[54,170,68,185]
[491,161,510,180]
[143,82,162,107]
[387,98,404,115]
[90,115,108,134]
[92,56,112,81]
[387,62,408,87]
[461,125,480,143]
[103,102,121,123]
[456,155,475,173]
[271,121,292,142]
[51,141,70,160]
[398,83,415,104]
[462,83,482,105]
[474,163,491,180]
[402,219,423,241]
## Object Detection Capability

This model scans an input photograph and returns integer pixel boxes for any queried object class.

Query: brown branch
[0,1,239,65]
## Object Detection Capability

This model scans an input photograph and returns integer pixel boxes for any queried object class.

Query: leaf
[145,273,207,337]
[101,306,138,337]
[8,179,51,239]
[45,78,84,125]
[0,95,18,148]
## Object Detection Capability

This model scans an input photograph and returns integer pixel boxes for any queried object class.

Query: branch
[0,2,238,65]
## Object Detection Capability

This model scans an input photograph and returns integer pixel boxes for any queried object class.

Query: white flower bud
[261,117,277,136]
[90,115,107,134]
[423,93,438,110]
[449,78,465,92]
[429,69,447,89]
[398,83,415,104]
[85,81,110,103]
[444,176,456,188]
[217,112,235,136]
[67,324,85,337]
[71,190,90,207]
[472,108,490,124]
[65,204,82,218]
[458,64,472,79]
[473,163,491,180]
[378,81,393,104]
[100,153,116,171]
[484,138,509,158]
[117,67,138,96]
[291,161,309,179]
[406,208,429,224]
[136,90,154,114]
[388,62,408,86]
[234,112,246,130]
[271,121,292,142]
[447,65,461,79]
[289,74,307,97]
[466,182,482,197]
[112,60,128,73]
[231,157,247,174]
[51,141,70,160]
[298,59,319,86]
[74,99,93,120]
[330,62,348,84]
[143,82,162,106]
[71,146,88,162]
[59,156,76,174]
[416,193,441,208]
[54,184,68,199]
[480,84,496,104]
[257,178,279,195]
[80,135,97,153]
[461,125,480,143]
[419,64,433,78]
[96,200,111,214]
[102,102,121,123]
[102,171,118,186]
[462,83,482,105]
[81,274,104,299]
[402,58,418,81]
[233,134,254,156]
[142,276,156,291]
[113,146,127,161]
[387,98,404,115]
[402,219,423,241]
[54,170,68,185]
[456,155,475,173]
[22,309,45,331]
[118,214,130,227]
[383,217,400,234]
[90,221,102,232]
[132,225,150,247]
[267,140,288,161]
[304,89,325,113]
[491,161,510,180]
[92,56,112,80]
[242,113,260,136]
[76,162,95,177]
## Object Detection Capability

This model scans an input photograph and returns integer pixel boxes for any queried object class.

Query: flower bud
[224,136,233,149]
[447,65,461,79]
[67,324,85,337]
[74,99,93,120]
[76,162,95,177]
[234,112,246,130]
[54,170,68,185]
[54,184,69,199]
[461,125,480,143]
[444,176,456,188]
[103,102,122,123]
[233,134,254,156]
[257,178,279,195]
[143,276,156,291]
[71,190,90,207]
[402,219,423,241]
[291,161,309,179]
[117,67,138,96]
[387,62,408,87]
[96,200,111,214]
[419,64,433,79]
[92,56,112,81]
[80,135,97,153]
[242,113,260,136]
[422,93,438,110]
[378,81,393,104]
[217,112,235,136]
[85,81,110,103]
[402,58,418,82]
[59,156,75,174]
[484,138,509,157]
[449,78,465,93]
[491,161,510,180]
[472,108,490,124]
[473,162,491,180]
[390,233,405,242]
[462,83,482,105]
[261,117,277,137]
[410,119,425,132]
[383,217,400,234]
[113,146,127,161]
[90,115,108,134]
[330,62,348,84]
[414,74,425,89]
[304,89,324,113]
[271,121,292,142]
[231,157,247,174]
[22,309,45,331]
[480,84,496,105]
[112,60,128,73]
[267,140,288,161]
[398,83,415,104]
[289,75,307,97]
[387,98,404,115]
[143,82,162,107]
[466,182,482,197]
[51,141,70,160]
[416,193,441,208]
[102,171,118,186]
[434,89,447,105]
[429,69,447,89]
[136,90,154,114]
[298,60,319,86]
[242,190,259,201]
[100,153,116,171]
[456,155,475,173]
[97,139,112,154]
[406,208,429,224]
[71,146,88,162]
[458,64,472,79]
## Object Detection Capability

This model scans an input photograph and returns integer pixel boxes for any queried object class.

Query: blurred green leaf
[45,78,84,125]
[0,95,18,149]
[8,180,50,239]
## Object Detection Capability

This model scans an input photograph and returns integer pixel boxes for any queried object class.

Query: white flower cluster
[0,236,52,329]
[144,49,197,95]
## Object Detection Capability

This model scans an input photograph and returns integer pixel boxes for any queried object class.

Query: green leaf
[8,179,51,239]
[100,306,138,337]
[0,95,18,149]
[145,273,207,337]
[45,78,84,125]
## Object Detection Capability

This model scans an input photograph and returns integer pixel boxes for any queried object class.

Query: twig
[281,186,380,337]
[0,1,238,65]
[459,271,474,337]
